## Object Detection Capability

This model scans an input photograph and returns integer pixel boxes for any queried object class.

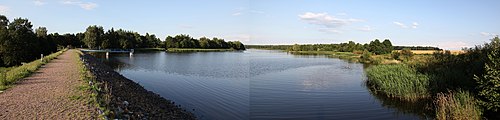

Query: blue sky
[0,0,499,49]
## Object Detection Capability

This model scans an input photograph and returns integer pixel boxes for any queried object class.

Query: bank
[79,51,195,119]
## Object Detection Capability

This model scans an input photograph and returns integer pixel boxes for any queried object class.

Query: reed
[365,64,430,101]
[435,91,481,120]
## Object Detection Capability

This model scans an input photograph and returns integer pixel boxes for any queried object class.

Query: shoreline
[80,53,195,119]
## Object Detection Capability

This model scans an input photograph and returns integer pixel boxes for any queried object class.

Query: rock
[123,101,129,106]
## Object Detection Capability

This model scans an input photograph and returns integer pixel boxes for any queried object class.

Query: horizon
[1,0,499,50]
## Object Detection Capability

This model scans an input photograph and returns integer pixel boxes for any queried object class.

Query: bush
[475,48,500,112]
[435,91,481,120]
[366,64,430,101]
[393,48,413,61]
[360,49,372,63]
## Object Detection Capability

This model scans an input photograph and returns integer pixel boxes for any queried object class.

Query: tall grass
[365,64,430,101]
[435,91,481,120]
[0,49,67,91]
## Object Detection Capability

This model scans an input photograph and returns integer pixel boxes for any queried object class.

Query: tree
[0,15,9,66]
[83,25,104,49]
[369,39,384,55]
[35,27,47,38]
[475,36,500,112]
[382,39,393,54]
[2,18,38,66]
[199,37,210,48]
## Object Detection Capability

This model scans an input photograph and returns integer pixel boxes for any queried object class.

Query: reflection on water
[366,86,434,119]
[87,49,432,120]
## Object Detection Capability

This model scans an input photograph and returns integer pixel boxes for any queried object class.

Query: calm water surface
[97,49,430,120]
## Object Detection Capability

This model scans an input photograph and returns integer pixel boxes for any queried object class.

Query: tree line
[0,15,60,67]
[83,25,162,49]
[0,15,245,67]
[165,34,245,50]
[248,39,394,55]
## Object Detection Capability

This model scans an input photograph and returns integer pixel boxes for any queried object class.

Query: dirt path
[0,50,97,119]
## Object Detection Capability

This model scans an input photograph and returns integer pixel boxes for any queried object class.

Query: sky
[0,0,499,50]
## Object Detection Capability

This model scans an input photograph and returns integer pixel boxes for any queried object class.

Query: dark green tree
[0,15,9,66]
[369,39,384,55]
[83,25,104,49]
[475,36,500,112]
[3,18,38,66]
[382,39,393,54]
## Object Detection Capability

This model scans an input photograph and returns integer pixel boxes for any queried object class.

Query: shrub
[475,48,500,112]
[360,49,372,63]
[393,48,413,61]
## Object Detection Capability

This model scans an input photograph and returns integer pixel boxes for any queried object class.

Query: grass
[365,64,431,101]
[167,48,235,52]
[134,48,165,51]
[0,49,67,91]
[289,51,361,62]
[75,50,111,119]
[435,91,482,120]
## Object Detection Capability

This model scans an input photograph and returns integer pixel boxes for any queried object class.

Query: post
[40,54,43,62]
[129,49,134,57]
[106,52,109,59]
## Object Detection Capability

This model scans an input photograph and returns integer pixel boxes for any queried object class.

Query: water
[96,49,430,120]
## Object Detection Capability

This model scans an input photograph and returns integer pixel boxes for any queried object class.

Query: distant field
[394,50,465,55]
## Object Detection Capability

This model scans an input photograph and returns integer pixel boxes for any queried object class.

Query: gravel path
[0,50,98,119]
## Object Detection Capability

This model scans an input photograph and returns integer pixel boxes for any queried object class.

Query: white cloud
[393,22,408,28]
[480,32,498,37]
[357,26,373,32]
[62,0,97,10]
[0,5,9,14]
[299,12,362,33]
[34,0,46,6]
[394,21,419,29]
[79,2,97,10]
[480,32,490,36]
[412,22,419,28]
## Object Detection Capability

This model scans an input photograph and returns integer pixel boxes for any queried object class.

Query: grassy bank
[287,50,401,64]
[75,50,111,119]
[167,48,235,52]
[0,49,67,91]
[134,48,165,51]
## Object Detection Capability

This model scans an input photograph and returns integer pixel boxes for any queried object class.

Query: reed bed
[365,64,430,101]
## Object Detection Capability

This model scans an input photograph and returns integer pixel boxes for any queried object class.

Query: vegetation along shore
[248,37,500,119]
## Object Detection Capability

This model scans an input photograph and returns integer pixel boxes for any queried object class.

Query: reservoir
[96,49,429,120]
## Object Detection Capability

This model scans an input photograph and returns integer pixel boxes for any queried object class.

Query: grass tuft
[435,91,482,120]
